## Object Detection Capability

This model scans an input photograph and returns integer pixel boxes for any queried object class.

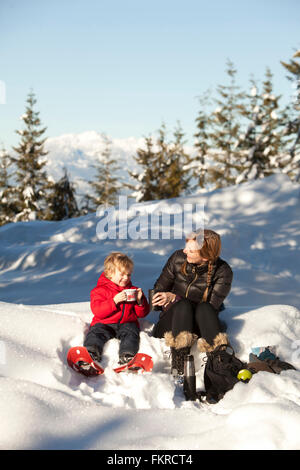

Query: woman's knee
[171,299,195,336]
[172,298,194,316]
[195,301,217,316]
[194,302,220,331]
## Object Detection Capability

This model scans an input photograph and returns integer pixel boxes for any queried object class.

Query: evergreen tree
[151,123,172,200]
[281,49,300,181]
[206,59,245,188]
[46,168,79,220]
[12,90,49,221]
[79,194,93,216]
[236,69,285,183]
[193,90,212,189]
[87,133,120,209]
[129,123,191,202]
[159,122,191,199]
[127,134,158,202]
[0,146,18,225]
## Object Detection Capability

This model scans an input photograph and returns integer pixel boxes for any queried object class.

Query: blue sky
[0,0,299,149]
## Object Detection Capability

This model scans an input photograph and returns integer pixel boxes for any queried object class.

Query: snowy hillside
[0,173,300,450]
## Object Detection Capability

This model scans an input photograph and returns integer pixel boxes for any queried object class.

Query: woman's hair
[182,229,221,302]
[104,252,134,279]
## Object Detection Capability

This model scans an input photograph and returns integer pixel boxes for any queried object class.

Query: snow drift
[0,173,300,450]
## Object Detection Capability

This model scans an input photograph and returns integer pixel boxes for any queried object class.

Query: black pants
[152,299,221,346]
[84,322,140,361]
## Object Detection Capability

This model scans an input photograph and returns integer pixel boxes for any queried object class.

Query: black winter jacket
[154,249,233,312]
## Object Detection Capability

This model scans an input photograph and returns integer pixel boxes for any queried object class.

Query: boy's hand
[113,291,127,305]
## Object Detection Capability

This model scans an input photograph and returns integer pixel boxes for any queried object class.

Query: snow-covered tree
[0,146,18,226]
[163,122,191,198]
[206,60,245,188]
[280,49,300,181]
[236,69,285,183]
[127,134,158,202]
[46,168,79,220]
[128,123,191,202]
[12,90,49,221]
[193,90,212,189]
[87,133,120,209]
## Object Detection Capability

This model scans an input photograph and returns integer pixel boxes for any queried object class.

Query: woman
[151,229,233,376]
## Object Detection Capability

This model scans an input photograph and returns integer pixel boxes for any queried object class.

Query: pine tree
[128,123,191,202]
[280,49,300,181]
[234,77,261,182]
[193,90,212,189]
[12,90,49,221]
[206,59,245,188]
[151,123,172,200]
[0,146,18,225]
[127,134,158,202]
[236,69,285,183]
[259,68,285,173]
[87,133,120,209]
[165,122,191,198]
[46,168,79,220]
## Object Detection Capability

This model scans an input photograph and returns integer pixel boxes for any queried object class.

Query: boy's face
[110,267,132,287]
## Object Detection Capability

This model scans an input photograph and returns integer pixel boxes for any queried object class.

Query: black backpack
[201,344,247,404]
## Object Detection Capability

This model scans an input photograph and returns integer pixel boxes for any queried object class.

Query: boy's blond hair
[104,252,134,279]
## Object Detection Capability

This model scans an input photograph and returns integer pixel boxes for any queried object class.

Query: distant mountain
[44,131,146,203]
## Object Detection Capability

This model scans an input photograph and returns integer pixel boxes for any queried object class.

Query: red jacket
[90,272,150,328]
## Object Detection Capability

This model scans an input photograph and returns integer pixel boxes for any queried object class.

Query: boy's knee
[119,322,139,337]
[118,324,140,350]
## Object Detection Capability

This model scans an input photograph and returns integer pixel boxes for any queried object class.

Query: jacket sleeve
[134,293,150,318]
[90,286,118,320]
[154,251,178,292]
[209,263,233,311]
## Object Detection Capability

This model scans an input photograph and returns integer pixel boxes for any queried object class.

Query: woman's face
[183,239,208,264]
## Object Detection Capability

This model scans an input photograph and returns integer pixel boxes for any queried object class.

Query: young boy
[84,252,150,366]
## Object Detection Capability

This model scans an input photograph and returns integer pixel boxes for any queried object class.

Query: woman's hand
[113,291,127,305]
[136,288,143,305]
[152,291,176,307]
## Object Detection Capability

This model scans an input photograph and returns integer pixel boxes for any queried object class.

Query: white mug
[124,288,137,302]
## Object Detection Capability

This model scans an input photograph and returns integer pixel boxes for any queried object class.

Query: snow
[0,173,300,450]
[270,110,278,120]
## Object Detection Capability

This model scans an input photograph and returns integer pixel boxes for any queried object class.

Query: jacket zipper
[118,303,126,324]
[185,270,198,298]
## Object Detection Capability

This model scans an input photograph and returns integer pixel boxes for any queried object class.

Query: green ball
[237,369,252,382]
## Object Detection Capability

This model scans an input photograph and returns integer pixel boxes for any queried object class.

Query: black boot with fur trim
[197,332,230,353]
